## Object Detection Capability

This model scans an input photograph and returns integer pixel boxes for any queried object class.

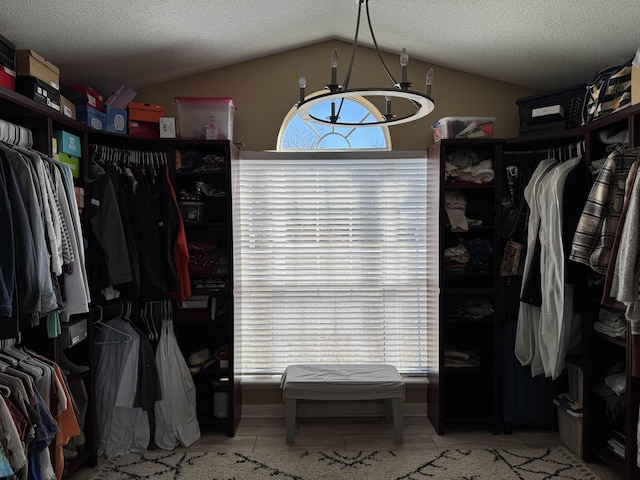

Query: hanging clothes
[87,146,189,302]
[516,155,587,379]
[154,319,200,450]
[95,315,150,458]
[570,148,639,274]
[515,158,557,375]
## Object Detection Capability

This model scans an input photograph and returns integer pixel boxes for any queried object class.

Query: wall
[137,41,537,416]
[136,40,538,151]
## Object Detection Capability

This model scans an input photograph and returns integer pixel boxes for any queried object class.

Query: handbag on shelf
[500,165,528,276]
[582,58,633,125]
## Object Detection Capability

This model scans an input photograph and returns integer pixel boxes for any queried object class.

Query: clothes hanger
[94,304,134,345]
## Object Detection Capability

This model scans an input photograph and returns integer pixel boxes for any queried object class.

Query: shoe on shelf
[188,348,213,374]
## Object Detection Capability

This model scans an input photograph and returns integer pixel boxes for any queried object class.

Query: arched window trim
[276,91,392,152]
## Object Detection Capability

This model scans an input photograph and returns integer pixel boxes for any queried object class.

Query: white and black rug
[89,447,599,479]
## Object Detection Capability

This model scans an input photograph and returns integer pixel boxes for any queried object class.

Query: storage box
[76,105,106,131]
[15,76,61,112]
[65,84,104,110]
[55,130,81,157]
[432,116,495,141]
[59,152,80,178]
[128,120,159,139]
[554,395,583,457]
[0,33,15,70]
[104,106,127,134]
[15,50,60,90]
[179,201,206,224]
[128,102,165,123]
[0,65,15,91]
[174,97,236,140]
[60,318,88,349]
[105,85,137,109]
[179,295,209,309]
[516,84,585,130]
[60,95,76,119]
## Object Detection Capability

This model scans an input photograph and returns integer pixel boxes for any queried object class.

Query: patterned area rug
[89,447,600,479]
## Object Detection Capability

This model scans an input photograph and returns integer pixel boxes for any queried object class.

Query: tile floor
[67,416,625,479]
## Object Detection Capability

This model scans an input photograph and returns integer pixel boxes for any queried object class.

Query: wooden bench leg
[285,398,297,444]
[391,397,403,443]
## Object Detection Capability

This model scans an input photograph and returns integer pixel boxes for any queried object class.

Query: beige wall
[136,40,538,151]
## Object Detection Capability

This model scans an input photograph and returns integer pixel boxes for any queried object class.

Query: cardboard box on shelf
[65,84,104,111]
[15,75,60,112]
[60,95,76,119]
[15,50,60,90]
[59,152,80,178]
[76,105,106,131]
[128,102,165,123]
[60,318,88,349]
[104,106,127,134]
[55,130,81,157]
[0,65,15,91]
[128,120,159,139]
[0,33,15,70]
[105,85,137,109]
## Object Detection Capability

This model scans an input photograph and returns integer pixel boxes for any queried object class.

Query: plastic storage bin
[554,395,583,457]
[432,116,495,141]
[174,97,236,141]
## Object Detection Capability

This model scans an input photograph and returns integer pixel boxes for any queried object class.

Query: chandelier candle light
[296,0,435,127]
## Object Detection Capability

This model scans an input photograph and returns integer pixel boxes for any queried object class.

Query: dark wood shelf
[428,138,503,436]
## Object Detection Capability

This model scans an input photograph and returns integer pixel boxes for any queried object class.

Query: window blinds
[232,151,437,375]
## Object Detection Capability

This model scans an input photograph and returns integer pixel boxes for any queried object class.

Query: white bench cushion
[281,364,405,400]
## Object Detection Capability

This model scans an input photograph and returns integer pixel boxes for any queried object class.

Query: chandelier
[296,0,435,127]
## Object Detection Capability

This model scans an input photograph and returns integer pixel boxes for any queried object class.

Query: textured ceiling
[2,0,639,95]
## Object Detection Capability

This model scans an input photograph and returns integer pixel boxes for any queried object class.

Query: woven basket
[516,84,586,130]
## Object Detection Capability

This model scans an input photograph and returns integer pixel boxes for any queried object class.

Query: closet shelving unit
[427,138,503,435]
[504,103,640,480]
[170,139,241,436]
[0,87,97,475]
[0,85,242,477]
[0,85,99,474]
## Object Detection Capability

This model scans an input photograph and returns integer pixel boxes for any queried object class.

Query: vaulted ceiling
[3,1,639,95]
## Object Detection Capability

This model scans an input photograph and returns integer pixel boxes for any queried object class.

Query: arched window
[277,93,392,151]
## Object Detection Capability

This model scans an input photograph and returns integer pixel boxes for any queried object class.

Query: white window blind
[232,151,438,375]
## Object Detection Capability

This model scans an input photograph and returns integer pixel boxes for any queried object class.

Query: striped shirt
[570,148,640,274]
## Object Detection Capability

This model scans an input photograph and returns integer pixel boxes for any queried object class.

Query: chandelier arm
[341,0,364,92]
[365,0,399,86]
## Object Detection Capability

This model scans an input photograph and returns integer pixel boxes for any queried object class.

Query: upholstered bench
[280,364,405,444]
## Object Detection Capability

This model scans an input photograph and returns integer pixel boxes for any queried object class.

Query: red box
[65,84,104,111]
[128,120,159,139]
[128,102,165,123]
[0,65,15,90]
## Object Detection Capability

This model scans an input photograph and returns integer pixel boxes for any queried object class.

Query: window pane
[278,95,390,151]
[232,151,436,375]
